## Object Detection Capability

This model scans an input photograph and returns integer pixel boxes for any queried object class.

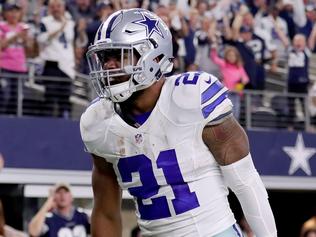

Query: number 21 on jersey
[117,149,200,220]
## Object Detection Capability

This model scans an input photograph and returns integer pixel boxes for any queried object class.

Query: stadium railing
[0,71,314,132]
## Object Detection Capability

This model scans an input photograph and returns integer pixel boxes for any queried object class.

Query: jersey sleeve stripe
[209,110,232,123]
[201,91,228,118]
[201,81,223,104]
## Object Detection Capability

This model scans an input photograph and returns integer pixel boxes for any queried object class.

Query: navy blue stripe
[202,92,227,118]
[211,110,232,122]
[39,22,47,33]
[97,23,104,40]
[106,12,120,38]
[233,224,242,237]
[201,81,223,104]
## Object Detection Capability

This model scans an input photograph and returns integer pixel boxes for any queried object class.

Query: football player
[80,8,277,237]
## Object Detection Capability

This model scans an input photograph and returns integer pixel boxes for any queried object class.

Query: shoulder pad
[80,98,114,154]
[161,72,232,125]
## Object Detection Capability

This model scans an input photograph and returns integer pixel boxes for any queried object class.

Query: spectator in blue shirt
[287,33,310,129]
[28,183,90,237]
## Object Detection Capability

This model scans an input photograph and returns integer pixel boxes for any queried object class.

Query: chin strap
[220,154,277,237]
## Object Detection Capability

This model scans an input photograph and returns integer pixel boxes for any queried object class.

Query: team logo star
[133,12,164,38]
[283,133,316,176]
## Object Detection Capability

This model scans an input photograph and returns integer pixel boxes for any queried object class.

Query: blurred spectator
[210,43,249,119]
[307,5,316,51]
[253,0,269,27]
[183,9,199,70]
[279,0,306,40]
[258,4,290,69]
[0,199,27,237]
[84,1,114,74]
[299,4,316,42]
[86,1,114,47]
[195,0,211,19]
[287,33,310,129]
[120,0,142,9]
[156,3,187,73]
[0,2,29,115]
[66,0,95,23]
[130,225,142,237]
[308,81,316,130]
[74,18,88,72]
[232,7,268,90]
[194,16,221,77]
[300,216,316,237]
[66,0,95,73]
[28,183,90,237]
[37,0,75,118]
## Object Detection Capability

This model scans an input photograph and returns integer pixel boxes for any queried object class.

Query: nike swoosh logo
[205,76,212,84]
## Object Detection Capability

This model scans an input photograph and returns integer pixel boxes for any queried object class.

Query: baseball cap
[3,2,22,11]
[53,182,72,193]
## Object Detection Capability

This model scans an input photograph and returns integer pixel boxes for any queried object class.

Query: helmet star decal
[133,12,164,38]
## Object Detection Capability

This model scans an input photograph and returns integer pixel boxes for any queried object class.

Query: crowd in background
[0,0,314,119]
[1,1,316,236]
[0,0,316,127]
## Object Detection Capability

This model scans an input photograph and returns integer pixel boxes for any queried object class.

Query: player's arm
[202,115,277,237]
[91,154,122,237]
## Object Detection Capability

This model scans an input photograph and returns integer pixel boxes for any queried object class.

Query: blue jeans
[214,224,244,237]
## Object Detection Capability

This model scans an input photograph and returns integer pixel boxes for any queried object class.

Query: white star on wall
[283,133,316,176]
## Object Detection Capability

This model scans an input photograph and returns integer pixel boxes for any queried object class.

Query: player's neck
[122,78,165,115]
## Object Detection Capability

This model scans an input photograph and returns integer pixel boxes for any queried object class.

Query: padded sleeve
[167,71,233,125]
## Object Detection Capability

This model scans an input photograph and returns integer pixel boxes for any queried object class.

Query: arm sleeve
[167,72,233,125]
[220,154,277,237]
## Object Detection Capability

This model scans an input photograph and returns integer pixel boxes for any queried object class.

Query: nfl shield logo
[135,134,143,144]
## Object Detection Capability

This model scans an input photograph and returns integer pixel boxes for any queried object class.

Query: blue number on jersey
[175,72,201,86]
[117,149,200,220]
[59,32,68,48]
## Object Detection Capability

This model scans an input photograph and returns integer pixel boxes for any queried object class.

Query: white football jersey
[80,71,235,237]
